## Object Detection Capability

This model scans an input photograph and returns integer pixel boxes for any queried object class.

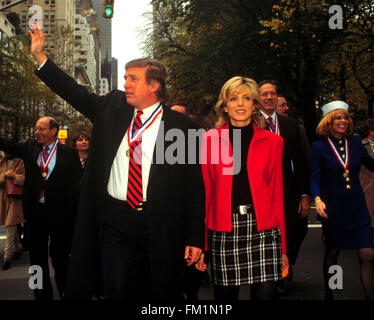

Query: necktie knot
[43,146,49,162]
[134,110,143,132]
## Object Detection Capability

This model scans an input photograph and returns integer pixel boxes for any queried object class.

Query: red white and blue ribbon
[127,104,163,146]
[40,139,58,175]
[327,137,349,170]
[269,114,280,135]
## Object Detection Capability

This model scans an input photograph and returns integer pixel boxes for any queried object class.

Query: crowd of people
[0,23,373,301]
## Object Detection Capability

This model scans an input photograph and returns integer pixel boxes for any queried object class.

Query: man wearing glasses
[0,116,82,300]
[276,94,290,116]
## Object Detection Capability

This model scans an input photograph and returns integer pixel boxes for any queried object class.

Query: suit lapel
[277,115,288,139]
[32,143,43,164]
[106,102,134,167]
[148,105,172,187]
[47,144,62,183]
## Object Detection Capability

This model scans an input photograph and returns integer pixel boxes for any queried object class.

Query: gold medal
[126,149,130,157]
[340,147,344,151]
[42,171,47,178]
[343,170,349,178]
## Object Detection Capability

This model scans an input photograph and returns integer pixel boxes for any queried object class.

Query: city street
[0,210,369,301]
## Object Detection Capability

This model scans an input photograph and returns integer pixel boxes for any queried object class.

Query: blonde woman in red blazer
[197,77,288,300]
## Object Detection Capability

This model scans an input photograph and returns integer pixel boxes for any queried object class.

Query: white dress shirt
[107,102,163,201]
[260,110,279,134]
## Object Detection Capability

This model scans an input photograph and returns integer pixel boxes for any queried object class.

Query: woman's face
[224,89,255,127]
[330,110,349,137]
[76,136,89,152]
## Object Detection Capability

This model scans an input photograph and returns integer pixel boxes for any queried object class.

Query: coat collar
[219,122,268,143]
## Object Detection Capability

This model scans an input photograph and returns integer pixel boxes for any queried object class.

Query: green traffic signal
[102,0,114,19]
[104,6,113,17]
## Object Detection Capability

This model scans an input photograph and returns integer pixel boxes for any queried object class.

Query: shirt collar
[134,101,161,119]
[260,110,276,122]
[44,139,58,150]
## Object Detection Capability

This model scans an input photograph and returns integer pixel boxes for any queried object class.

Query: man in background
[259,81,311,291]
[0,116,81,299]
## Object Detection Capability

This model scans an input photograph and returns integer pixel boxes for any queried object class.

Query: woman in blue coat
[310,101,374,300]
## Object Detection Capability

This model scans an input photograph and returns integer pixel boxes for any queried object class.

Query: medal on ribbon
[327,138,350,182]
[125,104,163,157]
[40,140,58,179]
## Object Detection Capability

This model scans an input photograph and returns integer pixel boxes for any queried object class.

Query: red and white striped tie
[268,117,275,132]
[126,110,143,208]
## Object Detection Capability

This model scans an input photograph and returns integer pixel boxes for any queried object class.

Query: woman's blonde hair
[316,109,353,136]
[215,76,266,129]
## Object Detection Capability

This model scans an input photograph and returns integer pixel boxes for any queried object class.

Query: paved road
[0,211,369,300]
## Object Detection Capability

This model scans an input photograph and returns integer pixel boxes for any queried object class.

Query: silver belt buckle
[239,205,248,215]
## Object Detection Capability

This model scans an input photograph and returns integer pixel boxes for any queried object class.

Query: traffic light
[103,0,114,19]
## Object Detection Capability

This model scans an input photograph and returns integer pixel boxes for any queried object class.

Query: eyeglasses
[34,127,50,132]
[279,103,288,107]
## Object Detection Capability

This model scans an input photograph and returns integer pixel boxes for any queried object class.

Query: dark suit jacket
[0,139,81,231]
[276,115,310,251]
[277,114,310,198]
[311,135,374,228]
[35,59,205,300]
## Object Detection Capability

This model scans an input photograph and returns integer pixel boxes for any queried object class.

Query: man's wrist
[34,53,48,67]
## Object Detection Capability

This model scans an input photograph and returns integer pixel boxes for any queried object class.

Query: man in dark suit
[0,116,81,300]
[258,81,311,286]
[29,24,205,301]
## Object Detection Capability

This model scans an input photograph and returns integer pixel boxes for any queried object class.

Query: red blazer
[201,123,287,253]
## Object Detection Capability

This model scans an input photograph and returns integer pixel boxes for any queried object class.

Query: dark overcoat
[277,115,310,263]
[35,60,205,300]
[0,139,81,231]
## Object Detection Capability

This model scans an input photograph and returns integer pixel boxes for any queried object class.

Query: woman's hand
[315,196,328,219]
[282,253,289,276]
[195,253,208,272]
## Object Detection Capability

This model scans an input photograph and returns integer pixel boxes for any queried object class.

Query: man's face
[124,67,159,109]
[35,118,57,146]
[259,83,277,115]
[171,105,187,115]
[276,96,289,116]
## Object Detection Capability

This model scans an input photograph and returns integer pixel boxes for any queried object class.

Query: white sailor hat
[321,100,349,117]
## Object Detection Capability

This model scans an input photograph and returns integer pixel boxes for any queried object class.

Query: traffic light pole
[0,0,27,12]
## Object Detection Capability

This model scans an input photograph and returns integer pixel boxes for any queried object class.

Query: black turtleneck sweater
[229,122,254,207]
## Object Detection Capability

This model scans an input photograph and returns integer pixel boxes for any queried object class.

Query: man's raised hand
[28,21,47,66]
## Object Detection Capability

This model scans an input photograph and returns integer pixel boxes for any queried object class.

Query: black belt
[106,194,147,212]
[233,204,253,215]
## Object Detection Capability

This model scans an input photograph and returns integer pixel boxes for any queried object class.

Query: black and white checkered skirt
[208,208,282,286]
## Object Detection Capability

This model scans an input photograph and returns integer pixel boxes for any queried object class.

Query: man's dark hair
[126,58,170,103]
[73,131,90,147]
[170,102,190,115]
[49,118,59,137]
[258,80,278,91]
